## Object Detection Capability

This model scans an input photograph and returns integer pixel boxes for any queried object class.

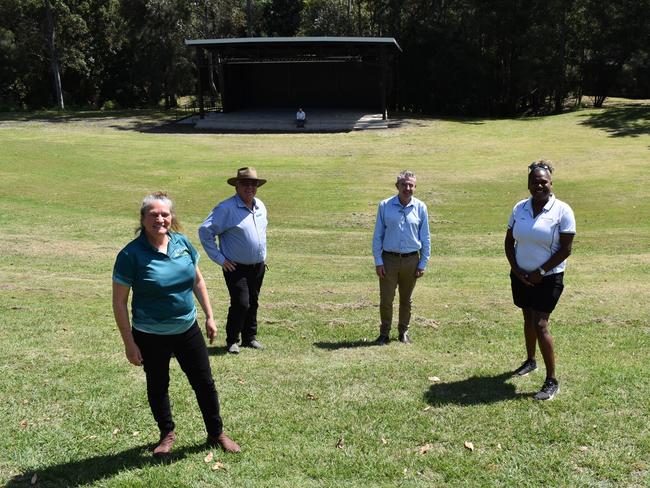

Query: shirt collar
[138,231,179,254]
[235,193,257,211]
[391,194,414,208]
[525,194,556,214]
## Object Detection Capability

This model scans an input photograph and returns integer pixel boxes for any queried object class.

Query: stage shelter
[185,37,402,120]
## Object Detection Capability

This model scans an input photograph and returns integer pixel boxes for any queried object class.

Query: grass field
[1,102,649,487]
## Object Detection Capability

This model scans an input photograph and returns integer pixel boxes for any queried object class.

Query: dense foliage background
[1,0,648,114]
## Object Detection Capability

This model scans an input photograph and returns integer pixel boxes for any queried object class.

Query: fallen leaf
[212,461,225,470]
[237,379,245,384]
[497,443,502,450]
[31,473,37,484]
[20,420,28,428]
[112,428,120,435]
[306,392,317,400]
[428,376,441,383]
[381,437,388,445]
[403,468,408,475]
[419,443,433,454]
[423,406,432,411]
[204,451,214,463]
[464,441,475,452]
[336,436,344,449]
[23,399,29,405]
[88,435,98,440]
[132,431,139,437]
[579,446,589,452]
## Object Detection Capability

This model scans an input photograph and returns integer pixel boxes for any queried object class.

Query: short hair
[137,191,182,234]
[528,159,554,182]
[396,170,416,185]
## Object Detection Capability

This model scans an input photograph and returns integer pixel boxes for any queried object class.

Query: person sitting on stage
[296,108,306,128]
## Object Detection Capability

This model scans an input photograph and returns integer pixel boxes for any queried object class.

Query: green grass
[1,104,649,487]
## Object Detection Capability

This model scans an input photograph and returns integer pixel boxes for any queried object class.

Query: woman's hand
[513,267,533,286]
[205,317,217,344]
[125,341,143,366]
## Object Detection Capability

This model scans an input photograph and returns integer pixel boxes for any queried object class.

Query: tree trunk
[246,0,253,36]
[45,0,64,109]
[554,1,568,113]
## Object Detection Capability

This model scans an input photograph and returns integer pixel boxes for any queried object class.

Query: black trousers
[132,323,223,437]
[223,261,265,345]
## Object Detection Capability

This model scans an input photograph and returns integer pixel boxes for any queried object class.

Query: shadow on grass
[5,442,209,487]
[579,105,650,137]
[425,372,530,406]
[207,345,229,357]
[313,340,377,350]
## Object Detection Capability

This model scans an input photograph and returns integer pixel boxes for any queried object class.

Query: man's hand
[222,259,237,272]
[415,268,425,278]
[375,265,386,278]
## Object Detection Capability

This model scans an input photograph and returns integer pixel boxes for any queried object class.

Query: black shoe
[241,339,264,350]
[534,378,559,401]
[513,359,537,376]
[398,332,412,344]
[375,335,390,345]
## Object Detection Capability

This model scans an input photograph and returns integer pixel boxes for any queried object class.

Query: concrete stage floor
[177,108,394,132]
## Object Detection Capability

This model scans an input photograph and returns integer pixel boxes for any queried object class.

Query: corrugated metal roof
[185,36,402,52]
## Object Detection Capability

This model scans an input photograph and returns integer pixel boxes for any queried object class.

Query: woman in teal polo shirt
[112,192,240,457]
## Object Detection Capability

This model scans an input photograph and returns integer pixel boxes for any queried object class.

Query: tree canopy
[0,0,648,114]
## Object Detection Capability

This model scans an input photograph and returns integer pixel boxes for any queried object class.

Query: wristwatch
[537,267,547,276]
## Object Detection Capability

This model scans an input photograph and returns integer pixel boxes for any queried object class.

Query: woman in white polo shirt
[504,160,576,400]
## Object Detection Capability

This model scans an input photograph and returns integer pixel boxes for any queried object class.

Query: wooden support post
[380,47,388,120]
[196,47,205,119]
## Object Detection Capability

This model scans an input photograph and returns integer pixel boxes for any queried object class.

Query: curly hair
[528,159,554,182]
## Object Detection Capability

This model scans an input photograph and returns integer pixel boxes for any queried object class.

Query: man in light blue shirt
[372,170,431,345]
[199,167,268,354]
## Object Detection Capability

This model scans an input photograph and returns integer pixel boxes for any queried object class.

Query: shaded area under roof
[186,36,401,119]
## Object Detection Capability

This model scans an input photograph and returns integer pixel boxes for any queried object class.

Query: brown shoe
[207,432,241,453]
[153,431,176,457]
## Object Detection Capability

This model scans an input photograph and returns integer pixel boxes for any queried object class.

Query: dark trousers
[223,262,265,345]
[132,323,223,437]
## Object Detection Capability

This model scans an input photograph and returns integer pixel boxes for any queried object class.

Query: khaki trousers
[379,252,419,336]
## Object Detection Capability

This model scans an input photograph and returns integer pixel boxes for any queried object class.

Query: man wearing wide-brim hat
[199,167,268,354]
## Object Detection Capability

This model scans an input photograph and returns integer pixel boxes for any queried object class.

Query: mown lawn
[0,104,648,487]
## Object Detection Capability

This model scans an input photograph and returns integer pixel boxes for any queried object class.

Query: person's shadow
[425,372,530,406]
[313,340,378,350]
[5,443,209,487]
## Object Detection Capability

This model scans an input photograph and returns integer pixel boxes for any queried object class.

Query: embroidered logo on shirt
[171,248,190,259]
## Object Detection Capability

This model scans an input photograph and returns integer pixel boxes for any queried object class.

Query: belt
[383,251,418,257]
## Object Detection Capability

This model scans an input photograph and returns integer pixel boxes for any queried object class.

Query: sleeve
[112,250,135,286]
[372,202,385,266]
[418,203,431,270]
[507,204,517,229]
[198,205,227,266]
[559,204,576,234]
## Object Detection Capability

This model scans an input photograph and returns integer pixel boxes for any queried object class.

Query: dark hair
[136,191,182,235]
[528,159,553,182]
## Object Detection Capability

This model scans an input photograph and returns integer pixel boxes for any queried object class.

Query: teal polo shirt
[113,232,199,335]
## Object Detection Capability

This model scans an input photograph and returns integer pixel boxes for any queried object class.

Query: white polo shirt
[508,195,576,274]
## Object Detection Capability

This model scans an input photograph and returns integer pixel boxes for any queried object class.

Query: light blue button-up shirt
[199,194,267,266]
[372,195,431,270]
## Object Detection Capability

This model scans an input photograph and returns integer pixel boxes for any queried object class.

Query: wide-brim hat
[227,167,267,186]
